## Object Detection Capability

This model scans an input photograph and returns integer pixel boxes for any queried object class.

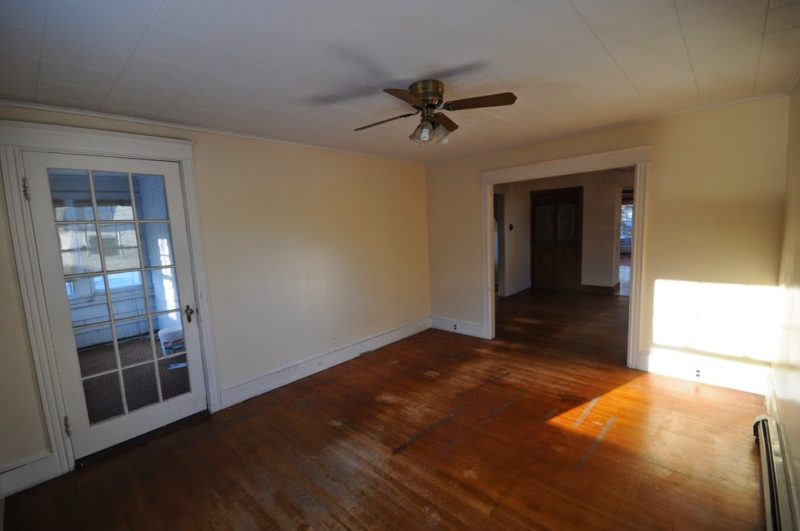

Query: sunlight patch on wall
[647,279,783,394]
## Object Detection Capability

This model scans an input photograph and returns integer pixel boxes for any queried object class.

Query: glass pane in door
[93,172,134,221]
[49,169,93,221]
[58,223,102,274]
[557,204,576,240]
[48,167,192,425]
[99,223,140,271]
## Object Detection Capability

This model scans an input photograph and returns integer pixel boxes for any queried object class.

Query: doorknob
[184,304,195,323]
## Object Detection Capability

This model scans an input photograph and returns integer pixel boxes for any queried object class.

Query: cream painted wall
[0,105,430,470]
[774,87,800,498]
[496,169,634,295]
[428,97,788,382]
[0,181,49,469]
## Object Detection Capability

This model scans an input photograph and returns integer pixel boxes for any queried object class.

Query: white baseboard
[637,348,769,395]
[430,316,489,339]
[0,453,61,498]
[765,375,800,523]
[220,317,432,409]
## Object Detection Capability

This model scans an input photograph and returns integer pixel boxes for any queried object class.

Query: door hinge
[64,415,71,438]
[22,177,30,201]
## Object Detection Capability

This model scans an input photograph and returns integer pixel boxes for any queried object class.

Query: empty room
[1,0,799,529]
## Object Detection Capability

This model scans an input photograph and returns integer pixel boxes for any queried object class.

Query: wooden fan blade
[384,88,423,107]
[443,92,517,111]
[354,112,418,131]
[433,112,459,132]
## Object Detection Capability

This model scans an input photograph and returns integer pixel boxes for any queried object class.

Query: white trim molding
[0,453,61,497]
[0,120,221,491]
[220,317,432,408]
[477,147,650,370]
[430,316,488,339]
[481,147,650,185]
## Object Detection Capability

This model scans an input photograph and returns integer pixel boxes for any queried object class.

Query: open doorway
[493,193,506,295]
[618,188,634,296]
[487,163,639,367]
[478,147,649,368]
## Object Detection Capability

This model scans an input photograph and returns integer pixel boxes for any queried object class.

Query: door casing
[479,147,649,370]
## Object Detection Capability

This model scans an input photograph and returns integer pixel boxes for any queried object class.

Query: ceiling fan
[354,79,517,144]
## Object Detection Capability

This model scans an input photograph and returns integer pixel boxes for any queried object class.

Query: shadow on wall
[646,278,783,394]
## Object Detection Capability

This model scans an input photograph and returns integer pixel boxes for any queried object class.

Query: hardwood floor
[5,290,765,530]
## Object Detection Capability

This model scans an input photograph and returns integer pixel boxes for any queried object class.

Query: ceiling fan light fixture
[354,79,516,144]
[431,124,451,144]
[409,120,433,144]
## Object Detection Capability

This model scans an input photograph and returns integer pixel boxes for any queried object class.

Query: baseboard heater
[754,415,797,530]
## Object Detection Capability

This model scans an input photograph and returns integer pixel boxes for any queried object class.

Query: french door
[24,152,207,459]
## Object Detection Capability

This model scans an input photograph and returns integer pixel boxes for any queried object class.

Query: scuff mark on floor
[573,396,599,427]
[463,468,480,479]
[576,416,617,468]
[392,404,467,455]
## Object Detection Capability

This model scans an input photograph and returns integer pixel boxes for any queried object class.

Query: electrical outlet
[453,323,458,331]
[695,369,701,379]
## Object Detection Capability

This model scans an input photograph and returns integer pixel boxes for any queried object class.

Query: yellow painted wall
[0,105,430,470]
[0,178,49,469]
[774,87,800,496]
[427,97,788,386]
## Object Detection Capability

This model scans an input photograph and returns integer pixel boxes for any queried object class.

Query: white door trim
[0,120,221,494]
[479,147,649,370]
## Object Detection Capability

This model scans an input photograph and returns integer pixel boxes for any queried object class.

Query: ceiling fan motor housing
[409,79,445,106]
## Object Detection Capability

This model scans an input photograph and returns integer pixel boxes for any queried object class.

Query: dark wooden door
[531,187,582,290]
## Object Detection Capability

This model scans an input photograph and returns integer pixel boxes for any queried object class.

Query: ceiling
[2,0,799,161]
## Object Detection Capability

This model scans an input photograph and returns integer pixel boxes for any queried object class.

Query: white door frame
[0,120,221,494]
[480,146,649,369]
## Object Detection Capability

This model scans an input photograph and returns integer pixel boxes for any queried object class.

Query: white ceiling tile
[332,0,470,61]
[763,26,800,52]
[41,34,130,73]
[766,2,800,34]
[134,27,208,66]
[770,0,800,7]
[120,54,207,89]
[136,27,287,86]
[187,75,261,100]
[691,36,763,101]
[68,0,164,23]
[678,0,767,47]
[101,76,183,118]
[39,59,117,91]
[677,0,767,102]
[153,0,279,48]
[571,0,676,33]
[0,75,37,100]
[0,0,46,29]
[156,89,229,125]
[571,0,701,112]
[238,0,392,66]
[468,0,577,42]
[108,76,182,101]
[46,0,150,53]
[36,79,106,110]
[0,23,42,56]
[754,46,800,94]
[101,91,174,118]
[0,52,39,79]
